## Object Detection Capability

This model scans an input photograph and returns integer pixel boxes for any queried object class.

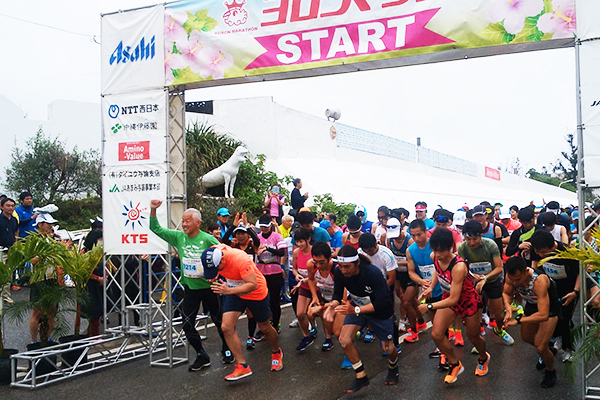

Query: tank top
[548,225,563,242]
[315,268,335,301]
[344,233,360,249]
[481,222,495,240]
[296,249,312,289]
[408,241,442,298]
[434,256,475,295]
[515,268,559,306]
[389,235,410,272]
[374,223,386,242]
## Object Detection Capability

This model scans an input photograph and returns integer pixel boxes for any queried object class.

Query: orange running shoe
[404,329,419,343]
[416,322,428,332]
[454,331,464,347]
[475,352,490,377]
[225,364,252,381]
[444,361,464,384]
[271,348,283,371]
[448,329,455,342]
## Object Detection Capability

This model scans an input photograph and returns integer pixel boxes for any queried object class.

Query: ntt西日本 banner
[164,0,576,87]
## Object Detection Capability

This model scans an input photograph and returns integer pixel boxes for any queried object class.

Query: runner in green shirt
[150,199,233,370]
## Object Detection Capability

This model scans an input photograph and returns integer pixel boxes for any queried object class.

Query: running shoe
[381,342,401,356]
[398,320,407,332]
[384,367,399,385]
[309,326,318,337]
[296,336,315,352]
[562,349,573,363]
[281,293,292,303]
[254,330,266,342]
[516,305,525,316]
[493,327,515,345]
[429,348,441,358]
[448,329,455,342]
[222,350,235,364]
[438,354,449,370]
[346,376,370,393]
[481,313,490,327]
[246,336,256,350]
[488,319,497,329]
[289,318,299,328]
[189,351,211,371]
[322,338,334,351]
[11,285,20,291]
[541,369,557,388]
[404,329,419,343]
[444,361,464,384]
[364,330,375,343]
[225,364,252,381]
[454,331,465,347]
[475,352,491,377]
[416,321,428,332]
[271,348,283,371]
[341,356,352,369]
[480,325,486,336]
[471,346,479,354]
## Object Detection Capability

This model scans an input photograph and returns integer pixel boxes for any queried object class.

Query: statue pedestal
[192,195,245,225]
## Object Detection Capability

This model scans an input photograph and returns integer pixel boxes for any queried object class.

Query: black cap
[463,220,483,237]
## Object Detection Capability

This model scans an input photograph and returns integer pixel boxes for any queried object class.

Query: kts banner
[102,164,169,254]
[164,0,576,86]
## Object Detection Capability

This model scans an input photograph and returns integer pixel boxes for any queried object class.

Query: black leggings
[265,273,285,328]
[554,299,576,351]
[181,286,228,354]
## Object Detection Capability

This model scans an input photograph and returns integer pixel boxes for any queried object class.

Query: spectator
[0,197,18,305]
[15,191,38,238]
[290,178,308,214]
[207,222,222,242]
[216,208,231,240]
[264,183,285,224]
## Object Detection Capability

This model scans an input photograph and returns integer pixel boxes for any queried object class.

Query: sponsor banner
[104,137,167,166]
[165,0,576,87]
[581,39,600,187]
[101,5,165,94]
[102,89,167,140]
[485,166,501,181]
[576,0,600,40]
[103,164,168,254]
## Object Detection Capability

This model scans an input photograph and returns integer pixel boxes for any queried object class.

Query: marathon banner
[164,0,577,86]
[101,4,165,95]
[102,164,169,254]
[581,39,600,187]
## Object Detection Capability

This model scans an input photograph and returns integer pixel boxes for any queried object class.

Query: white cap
[499,207,511,220]
[453,210,466,227]
[386,218,401,239]
[35,213,58,225]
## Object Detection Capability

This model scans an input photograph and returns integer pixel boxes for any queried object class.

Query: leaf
[512,16,545,43]
[172,67,204,85]
[543,0,553,14]
[183,9,218,34]
[479,22,515,45]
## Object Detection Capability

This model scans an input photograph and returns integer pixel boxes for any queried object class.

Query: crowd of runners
[149,181,592,393]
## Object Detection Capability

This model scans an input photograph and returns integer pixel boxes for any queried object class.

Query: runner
[149,200,233,370]
[354,205,374,234]
[414,202,435,231]
[417,229,488,384]
[531,229,580,362]
[458,221,514,345]
[503,256,560,388]
[342,215,363,249]
[307,241,340,351]
[323,245,399,393]
[406,219,441,345]
[292,228,317,351]
[201,245,283,380]
[506,207,538,266]
[472,205,503,254]
[371,206,390,244]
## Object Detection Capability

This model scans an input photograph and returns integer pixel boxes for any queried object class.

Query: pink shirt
[256,231,287,275]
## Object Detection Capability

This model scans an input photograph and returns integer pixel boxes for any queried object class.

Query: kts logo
[223,0,248,26]
[110,36,156,65]
[121,201,148,244]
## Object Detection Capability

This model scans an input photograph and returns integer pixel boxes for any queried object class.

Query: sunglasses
[386,225,399,230]
[435,216,449,223]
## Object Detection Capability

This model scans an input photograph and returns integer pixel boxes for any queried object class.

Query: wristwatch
[354,306,361,316]
[427,303,433,311]
[515,313,523,324]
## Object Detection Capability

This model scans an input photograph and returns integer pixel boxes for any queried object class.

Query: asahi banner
[101,5,165,95]
[581,39,600,187]
[164,0,576,87]
[102,164,169,254]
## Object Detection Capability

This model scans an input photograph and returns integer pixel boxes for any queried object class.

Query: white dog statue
[200,146,250,198]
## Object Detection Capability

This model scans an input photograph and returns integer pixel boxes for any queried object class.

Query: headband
[337,255,359,263]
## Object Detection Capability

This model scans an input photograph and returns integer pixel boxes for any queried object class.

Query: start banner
[164,0,576,87]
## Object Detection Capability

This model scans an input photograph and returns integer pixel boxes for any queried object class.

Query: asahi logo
[110,36,156,65]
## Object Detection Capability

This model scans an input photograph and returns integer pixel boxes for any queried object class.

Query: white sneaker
[562,349,573,363]
[398,321,407,332]
[289,318,299,328]
[481,313,490,327]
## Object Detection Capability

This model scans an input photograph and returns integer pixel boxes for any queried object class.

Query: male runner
[201,245,283,380]
[149,200,232,370]
[323,245,399,393]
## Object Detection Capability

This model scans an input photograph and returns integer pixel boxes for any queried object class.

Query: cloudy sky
[0,0,577,174]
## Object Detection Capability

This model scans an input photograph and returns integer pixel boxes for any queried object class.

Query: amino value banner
[164,0,576,87]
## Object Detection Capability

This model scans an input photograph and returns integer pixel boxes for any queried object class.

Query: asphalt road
[0,289,586,399]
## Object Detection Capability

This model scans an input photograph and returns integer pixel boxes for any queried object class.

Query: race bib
[226,278,245,288]
[470,262,492,275]
[297,269,308,279]
[182,257,204,278]
[318,285,334,301]
[258,250,279,265]
[395,255,408,272]
[542,262,567,280]
[349,292,372,306]
[438,275,451,293]
[419,264,435,280]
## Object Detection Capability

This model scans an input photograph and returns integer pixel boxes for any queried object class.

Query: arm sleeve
[494,237,504,257]
[332,268,344,303]
[247,228,261,248]
[505,230,520,257]
[222,225,236,245]
[149,216,181,247]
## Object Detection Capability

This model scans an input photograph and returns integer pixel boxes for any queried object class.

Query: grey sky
[0,1,577,174]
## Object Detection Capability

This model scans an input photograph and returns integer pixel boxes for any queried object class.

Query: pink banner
[246,8,452,70]
[485,167,501,181]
